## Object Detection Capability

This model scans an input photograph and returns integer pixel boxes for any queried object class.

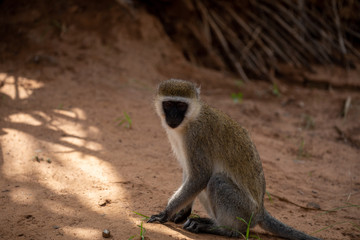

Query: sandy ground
[0,1,359,240]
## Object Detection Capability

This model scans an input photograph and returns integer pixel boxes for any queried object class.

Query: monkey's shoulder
[185,103,256,157]
[196,103,249,134]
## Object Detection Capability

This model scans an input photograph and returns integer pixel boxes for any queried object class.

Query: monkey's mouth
[166,118,183,128]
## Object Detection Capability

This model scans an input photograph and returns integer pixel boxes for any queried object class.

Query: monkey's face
[155,79,201,130]
[162,101,188,128]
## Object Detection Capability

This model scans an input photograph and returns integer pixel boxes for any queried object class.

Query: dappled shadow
[0,70,132,239]
[0,0,167,239]
[0,57,201,240]
[0,0,208,239]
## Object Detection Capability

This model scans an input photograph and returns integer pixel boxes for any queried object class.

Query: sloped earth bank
[0,1,359,240]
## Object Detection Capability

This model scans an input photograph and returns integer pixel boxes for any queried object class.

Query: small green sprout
[266,191,273,203]
[319,203,360,215]
[128,221,147,240]
[231,92,244,103]
[272,83,280,96]
[133,211,150,220]
[312,203,360,234]
[138,222,146,240]
[129,212,149,240]
[209,213,261,240]
[297,138,311,160]
[236,212,254,240]
[312,221,360,235]
[116,112,132,129]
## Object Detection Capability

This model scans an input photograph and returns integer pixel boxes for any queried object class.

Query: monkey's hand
[170,207,192,223]
[147,211,169,224]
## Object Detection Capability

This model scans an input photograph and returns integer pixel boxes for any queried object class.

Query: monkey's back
[186,103,266,208]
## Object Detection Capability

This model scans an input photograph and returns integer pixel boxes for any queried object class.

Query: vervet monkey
[148,79,321,240]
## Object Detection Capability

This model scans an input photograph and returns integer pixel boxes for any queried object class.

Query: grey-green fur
[148,79,321,240]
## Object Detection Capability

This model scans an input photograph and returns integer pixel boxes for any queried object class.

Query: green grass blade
[272,83,280,96]
[117,119,125,126]
[246,213,253,239]
[319,203,360,215]
[124,112,131,122]
[213,225,245,239]
[250,234,262,240]
[139,221,146,240]
[124,112,132,128]
[266,191,273,203]
[236,212,254,240]
[351,222,360,231]
[140,222,143,236]
[133,211,150,219]
[312,221,349,234]
[231,92,243,103]
[236,216,248,225]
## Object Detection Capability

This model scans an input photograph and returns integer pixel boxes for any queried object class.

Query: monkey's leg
[184,173,258,237]
[183,217,240,237]
[148,176,208,223]
[170,202,193,223]
[170,172,194,223]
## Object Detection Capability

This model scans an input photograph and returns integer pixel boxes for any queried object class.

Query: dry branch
[204,5,249,81]
[143,0,360,80]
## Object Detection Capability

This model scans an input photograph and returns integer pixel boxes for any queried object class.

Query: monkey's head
[155,79,201,129]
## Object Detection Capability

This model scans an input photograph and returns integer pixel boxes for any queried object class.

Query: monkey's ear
[196,85,201,98]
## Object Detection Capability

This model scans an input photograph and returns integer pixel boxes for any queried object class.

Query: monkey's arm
[148,176,208,223]
[170,203,193,223]
[169,170,194,223]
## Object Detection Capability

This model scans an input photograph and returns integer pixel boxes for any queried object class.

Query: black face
[162,101,188,128]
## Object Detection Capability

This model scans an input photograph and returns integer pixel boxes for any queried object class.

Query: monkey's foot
[147,211,168,223]
[183,218,214,233]
[184,218,241,237]
[170,208,192,223]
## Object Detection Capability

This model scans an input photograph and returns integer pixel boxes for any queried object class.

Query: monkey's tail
[259,209,322,240]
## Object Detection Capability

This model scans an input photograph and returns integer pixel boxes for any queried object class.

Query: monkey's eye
[162,101,188,113]
[162,101,174,110]
[176,102,188,112]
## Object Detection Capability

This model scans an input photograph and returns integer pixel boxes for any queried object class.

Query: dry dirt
[0,1,359,240]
